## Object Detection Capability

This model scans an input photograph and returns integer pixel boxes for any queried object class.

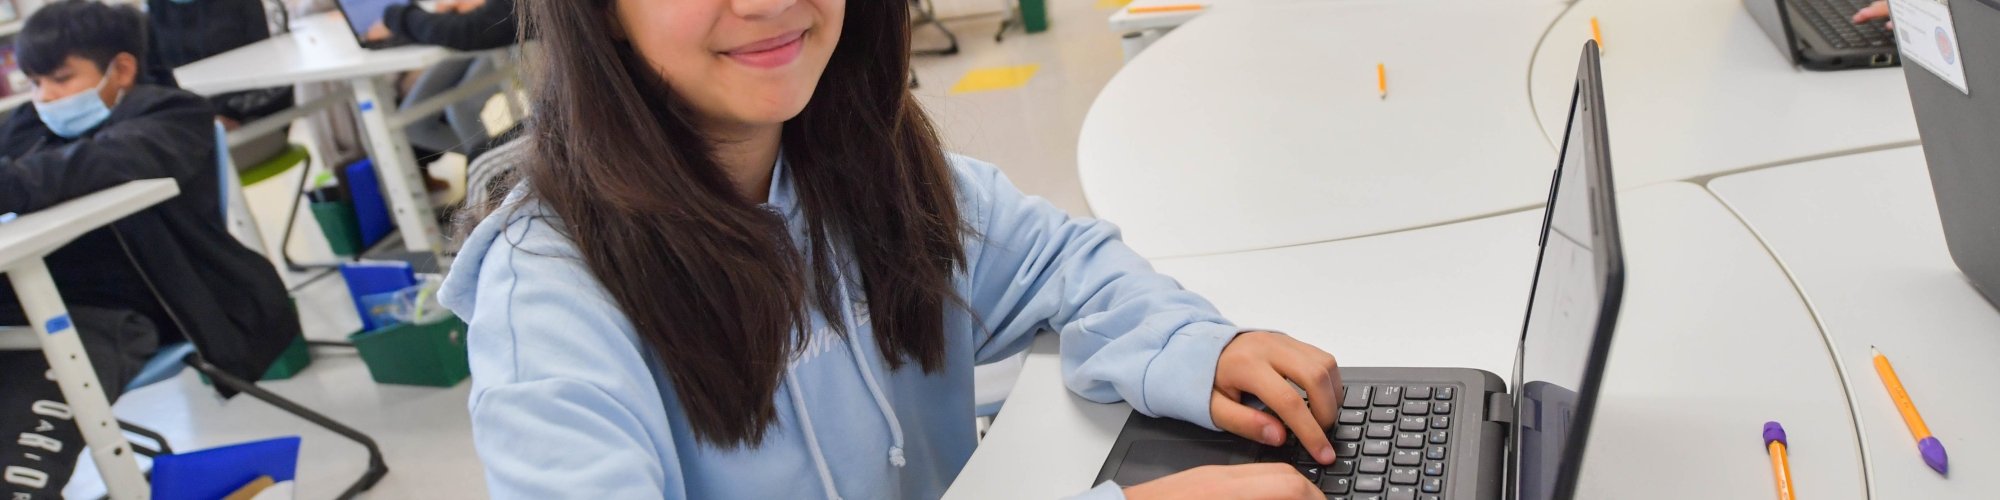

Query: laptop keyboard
[1266,384,1458,500]
[1788,0,1894,49]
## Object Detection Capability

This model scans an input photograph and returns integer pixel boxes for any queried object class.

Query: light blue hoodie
[438,155,1250,499]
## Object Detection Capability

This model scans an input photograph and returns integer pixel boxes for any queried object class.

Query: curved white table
[1078,0,1567,259]
[1709,146,2000,499]
[1526,0,1918,192]
[945,182,1864,499]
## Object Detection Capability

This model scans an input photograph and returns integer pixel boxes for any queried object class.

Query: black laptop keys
[1265,384,1457,500]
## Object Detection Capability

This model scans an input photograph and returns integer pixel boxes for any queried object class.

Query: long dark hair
[496,0,967,447]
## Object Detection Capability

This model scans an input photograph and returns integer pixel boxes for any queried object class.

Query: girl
[439,0,1345,498]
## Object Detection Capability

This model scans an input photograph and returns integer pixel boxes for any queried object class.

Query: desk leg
[5,260,149,500]
[349,75,446,258]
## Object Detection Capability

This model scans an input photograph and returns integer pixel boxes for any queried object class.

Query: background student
[366,0,522,162]
[0,3,299,498]
[442,0,1341,499]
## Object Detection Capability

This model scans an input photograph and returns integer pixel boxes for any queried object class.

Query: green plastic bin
[310,200,363,256]
[199,336,313,386]
[349,315,471,387]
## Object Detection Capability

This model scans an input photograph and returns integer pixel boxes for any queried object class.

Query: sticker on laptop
[1889,0,1969,94]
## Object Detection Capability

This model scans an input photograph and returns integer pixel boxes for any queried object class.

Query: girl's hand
[1853,0,1894,29]
[1122,464,1323,500]
[1210,331,1343,464]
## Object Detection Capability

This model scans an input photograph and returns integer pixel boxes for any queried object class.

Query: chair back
[216,122,268,256]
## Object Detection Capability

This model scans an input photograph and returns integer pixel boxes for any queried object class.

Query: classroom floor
[63,1,1129,498]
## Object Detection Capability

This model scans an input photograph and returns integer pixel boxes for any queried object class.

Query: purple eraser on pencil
[1763,421,1788,449]
[1919,437,1949,474]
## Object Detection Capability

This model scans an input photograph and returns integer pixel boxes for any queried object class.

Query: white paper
[1889,0,1970,94]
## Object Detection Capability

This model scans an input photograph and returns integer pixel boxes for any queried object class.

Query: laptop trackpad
[1112,439,1258,486]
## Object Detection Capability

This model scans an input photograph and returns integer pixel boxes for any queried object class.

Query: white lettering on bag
[2,466,47,489]
[28,401,70,421]
[15,434,60,453]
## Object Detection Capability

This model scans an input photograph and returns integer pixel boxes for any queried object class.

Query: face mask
[34,71,115,139]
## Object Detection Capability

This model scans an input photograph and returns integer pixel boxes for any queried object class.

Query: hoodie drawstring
[782,250,912,500]
[786,367,844,500]
[837,280,908,468]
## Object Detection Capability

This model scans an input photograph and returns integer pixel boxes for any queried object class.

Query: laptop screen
[337,0,410,39]
[1512,43,1624,500]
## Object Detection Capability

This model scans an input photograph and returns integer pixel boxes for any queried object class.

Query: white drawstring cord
[838,280,908,468]
[786,368,844,500]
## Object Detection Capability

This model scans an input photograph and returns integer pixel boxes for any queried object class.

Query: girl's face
[615,0,844,132]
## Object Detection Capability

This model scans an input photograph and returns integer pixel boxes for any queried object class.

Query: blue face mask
[34,72,115,139]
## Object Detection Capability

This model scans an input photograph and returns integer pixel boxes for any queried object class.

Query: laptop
[1094,41,1626,500]
[1902,0,2000,308]
[1745,0,1899,70]
[332,0,417,49]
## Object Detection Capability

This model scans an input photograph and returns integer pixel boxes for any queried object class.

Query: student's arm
[382,0,518,51]
[0,93,215,214]
[954,156,1240,431]
[462,216,684,499]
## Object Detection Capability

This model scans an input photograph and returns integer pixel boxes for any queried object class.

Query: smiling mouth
[723,30,808,69]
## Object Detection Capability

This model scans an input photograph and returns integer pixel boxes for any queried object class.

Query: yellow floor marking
[950,64,1042,94]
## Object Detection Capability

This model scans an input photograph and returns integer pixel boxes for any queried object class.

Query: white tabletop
[1527,0,1919,192]
[1709,146,2000,498]
[173,13,456,96]
[0,179,178,270]
[1078,0,1566,259]
[947,181,1864,498]
[948,200,1545,500]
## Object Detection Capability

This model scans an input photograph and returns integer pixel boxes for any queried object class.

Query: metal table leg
[6,260,148,500]
[348,74,450,269]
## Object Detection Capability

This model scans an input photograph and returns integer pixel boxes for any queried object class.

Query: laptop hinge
[1485,392,1515,426]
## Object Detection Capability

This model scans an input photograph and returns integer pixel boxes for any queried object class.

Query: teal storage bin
[349,315,471,387]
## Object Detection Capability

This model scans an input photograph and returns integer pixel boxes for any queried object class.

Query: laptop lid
[1904,0,2000,308]
[1744,0,1804,63]
[331,0,410,45]
[1509,41,1628,500]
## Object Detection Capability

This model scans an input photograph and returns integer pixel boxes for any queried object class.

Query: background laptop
[1094,41,1625,500]
[332,0,416,49]
[1903,0,2000,308]
[1745,0,1899,70]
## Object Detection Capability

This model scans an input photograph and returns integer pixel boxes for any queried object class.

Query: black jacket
[383,0,518,51]
[0,86,300,394]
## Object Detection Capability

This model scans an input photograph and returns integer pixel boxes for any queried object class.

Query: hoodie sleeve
[0,90,216,215]
[459,214,687,499]
[955,156,1242,431]
[382,0,518,51]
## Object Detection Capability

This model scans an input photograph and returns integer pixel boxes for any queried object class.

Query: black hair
[16,0,148,77]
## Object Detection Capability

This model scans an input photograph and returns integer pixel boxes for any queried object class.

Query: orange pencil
[1377,63,1387,100]
[1873,347,1950,474]
[1591,17,1604,52]
[1763,422,1795,500]
[1129,4,1204,14]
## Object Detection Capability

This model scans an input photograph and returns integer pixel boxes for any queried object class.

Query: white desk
[174,14,517,264]
[1077,0,1565,259]
[1709,146,2000,498]
[1526,0,1919,191]
[945,182,1865,499]
[1,179,180,500]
